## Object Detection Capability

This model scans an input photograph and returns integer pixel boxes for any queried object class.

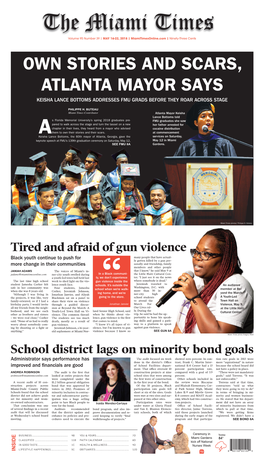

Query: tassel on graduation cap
[24,175,29,195]
[87,189,93,211]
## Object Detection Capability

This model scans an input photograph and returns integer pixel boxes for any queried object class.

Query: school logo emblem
[192,167,227,206]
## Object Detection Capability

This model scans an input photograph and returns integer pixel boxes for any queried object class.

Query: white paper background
[2,1,262,462]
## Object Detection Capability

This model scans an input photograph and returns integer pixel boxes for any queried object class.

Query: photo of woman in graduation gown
[11,167,36,213]
[174,101,237,157]
[65,183,114,225]
[93,359,130,402]
[172,228,253,333]
[57,145,85,187]
[135,178,185,226]
[12,181,66,225]
[104,173,147,224]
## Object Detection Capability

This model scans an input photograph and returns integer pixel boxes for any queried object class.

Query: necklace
[108,380,118,387]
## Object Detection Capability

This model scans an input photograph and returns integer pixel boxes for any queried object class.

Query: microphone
[201,125,253,148]
[156,270,194,307]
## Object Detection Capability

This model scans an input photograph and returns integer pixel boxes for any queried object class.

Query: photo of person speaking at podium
[135,178,185,226]
[172,228,253,334]
[165,100,253,225]
[174,101,237,157]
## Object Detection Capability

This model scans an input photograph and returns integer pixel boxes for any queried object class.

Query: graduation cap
[15,166,36,177]
[118,164,140,192]
[14,166,36,195]
[33,181,56,193]
[85,149,102,161]
[145,178,172,193]
[32,181,56,204]
[29,151,47,164]
[67,145,82,156]
[186,101,215,130]
[74,181,100,211]
[111,149,129,162]
[63,165,86,179]
[120,163,140,177]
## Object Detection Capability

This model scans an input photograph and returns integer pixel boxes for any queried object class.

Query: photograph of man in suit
[140,416,166,454]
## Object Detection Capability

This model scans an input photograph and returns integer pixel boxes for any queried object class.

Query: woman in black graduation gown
[174,101,237,157]
[103,175,147,224]
[58,145,85,187]
[65,183,114,225]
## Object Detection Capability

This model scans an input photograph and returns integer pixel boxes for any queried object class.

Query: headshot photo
[93,357,130,402]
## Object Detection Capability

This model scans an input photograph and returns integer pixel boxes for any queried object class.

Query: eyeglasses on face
[190,248,223,261]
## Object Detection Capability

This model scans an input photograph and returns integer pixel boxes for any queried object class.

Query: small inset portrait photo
[93,357,130,402]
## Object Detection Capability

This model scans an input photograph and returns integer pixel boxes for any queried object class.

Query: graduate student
[29,151,61,198]
[56,165,84,212]
[81,149,112,199]
[106,149,129,188]
[12,181,65,225]
[174,101,237,157]
[104,164,147,224]
[11,166,36,212]
[135,178,185,226]
[65,182,114,226]
[57,145,85,187]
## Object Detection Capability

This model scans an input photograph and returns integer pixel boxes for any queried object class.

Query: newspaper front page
[3,1,262,461]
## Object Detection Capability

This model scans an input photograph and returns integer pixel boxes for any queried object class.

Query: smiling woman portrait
[173,228,253,334]
[93,359,130,402]
[65,184,114,225]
